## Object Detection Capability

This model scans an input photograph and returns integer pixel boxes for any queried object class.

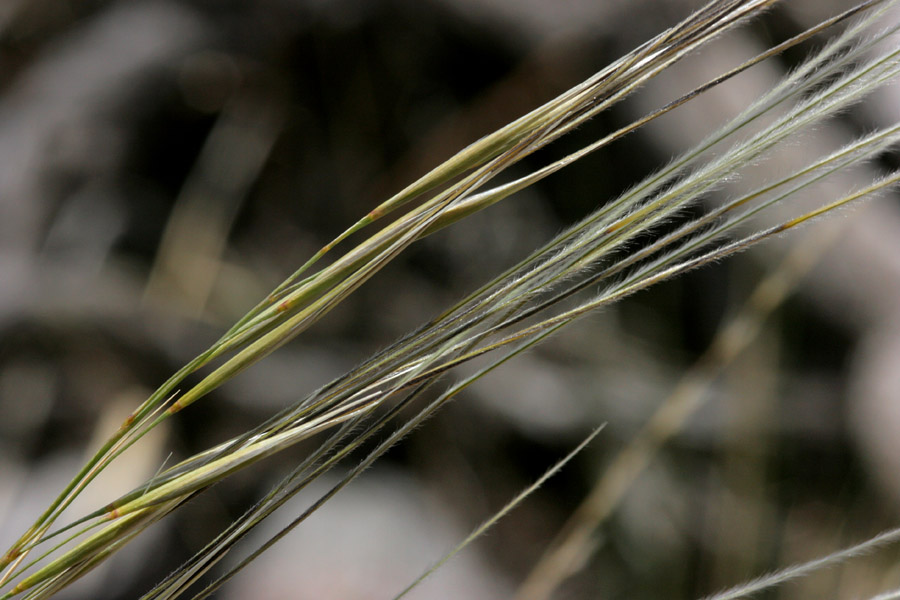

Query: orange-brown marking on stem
[117,414,135,433]
[606,217,634,234]
[277,299,291,313]
[2,548,20,564]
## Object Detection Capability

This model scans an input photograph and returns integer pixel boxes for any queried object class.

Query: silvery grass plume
[2,0,900,598]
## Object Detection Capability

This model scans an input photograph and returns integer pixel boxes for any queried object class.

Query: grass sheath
[3,0,900,598]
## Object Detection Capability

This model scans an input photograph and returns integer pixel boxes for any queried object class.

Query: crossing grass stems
[3,0,900,598]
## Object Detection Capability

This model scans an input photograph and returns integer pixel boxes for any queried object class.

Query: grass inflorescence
[3,1,900,598]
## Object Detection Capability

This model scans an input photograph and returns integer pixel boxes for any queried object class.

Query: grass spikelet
[2,1,900,598]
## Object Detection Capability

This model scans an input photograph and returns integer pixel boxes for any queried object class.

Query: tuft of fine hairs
[2,1,900,599]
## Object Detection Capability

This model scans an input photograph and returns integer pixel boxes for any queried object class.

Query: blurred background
[2,0,900,598]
